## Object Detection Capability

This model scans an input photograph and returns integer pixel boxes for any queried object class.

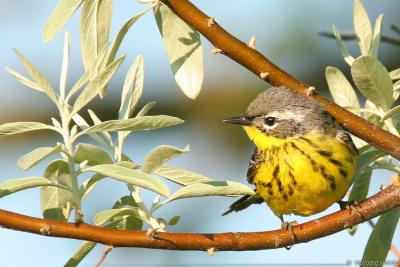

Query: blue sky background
[0,1,399,266]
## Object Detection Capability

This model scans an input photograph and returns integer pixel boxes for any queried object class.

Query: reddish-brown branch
[161,0,400,160]
[0,185,399,250]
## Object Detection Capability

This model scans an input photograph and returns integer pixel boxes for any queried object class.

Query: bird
[223,86,358,232]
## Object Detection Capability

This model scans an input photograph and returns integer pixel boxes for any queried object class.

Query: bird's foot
[337,200,363,220]
[281,220,298,250]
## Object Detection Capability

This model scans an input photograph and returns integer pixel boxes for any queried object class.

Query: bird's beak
[223,116,252,126]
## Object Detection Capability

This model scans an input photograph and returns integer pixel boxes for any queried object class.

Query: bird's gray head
[225,86,336,138]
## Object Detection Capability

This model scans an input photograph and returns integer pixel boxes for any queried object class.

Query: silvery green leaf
[60,32,71,99]
[165,181,255,203]
[142,145,189,174]
[107,7,150,65]
[168,215,180,225]
[80,0,113,70]
[17,144,63,170]
[382,106,400,121]
[72,113,112,151]
[355,149,386,178]
[351,56,394,111]
[369,14,383,57]
[72,55,125,114]
[349,166,372,203]
[154,165,212,186]
[67,71,90,101]
[119,55,144,120]
[332,25,355,65]
[154,4,204,99]
[136,101,156,117]
[353,0,373,55]
[41,160,75,221]
[389,68,400,80]
[64,241,97,267]
[43,0,84,42]
[0,177,51,198]
[326,66,360,112]
[5,68,42,92]
[88,109,113,148]
[0,122,55,138]
[80,174,104,200]
[94,207,140,226]
[13,49,58,104]
[362,207,400,267]
[111,195,142,229]
[394,81,400,100]
[74,143,113,166]
[78,115,183,136]
[85,164,169,197]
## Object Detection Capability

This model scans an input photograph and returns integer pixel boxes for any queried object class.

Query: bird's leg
[337,200,363,220]
[279,215,297,249]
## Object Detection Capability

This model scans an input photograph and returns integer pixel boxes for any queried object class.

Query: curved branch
[0,185,399,250]
[161,0,400,160]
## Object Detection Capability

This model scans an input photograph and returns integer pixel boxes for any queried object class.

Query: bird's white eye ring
[264,117,277,126]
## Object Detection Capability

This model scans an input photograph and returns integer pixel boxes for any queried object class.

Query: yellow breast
[243,126,356,217]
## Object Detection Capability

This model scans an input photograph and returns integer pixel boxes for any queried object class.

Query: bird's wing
[335,129,359,156]
[222,193,264,216]
[247,148,264,184]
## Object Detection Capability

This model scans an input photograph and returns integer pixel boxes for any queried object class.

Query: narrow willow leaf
[43,0,84,42]
[80,174,104,200]
[355,149,386,178]
[369,14,383,57]
[107,7,150,65]
[0,122,55,138]
[111,195,143,230]
[18,144,62,170]
[389,68,400,80]
[362,207,400,266]
[94,207,140,226]
[136,101,156,117]
[41,160,75,221]
[165,181,255,203]
[154,4,204,99]
[143,145,189,174]
[394,81,400,100]
[88,109,113,148]
[332,25,354,65]
[67,71,89,101]
[60,32,71,99]
[64,241,97,267]
[85,164,169,197]
[74,143,113,166]
[13,49,58,104]
[80,0,112,70]
[78,115,183,136]
[351,56,394,111]
[119,55,144,120]
[326,66,360,112]
[154,165,212,186]
[354,0,373,55]
[6,68,42,92]
[73,55,125,114]
[168,215,180,225]
[72,113,112,150]
[349,166,372,203]
[382,106,400,121]
[0,177,51,198]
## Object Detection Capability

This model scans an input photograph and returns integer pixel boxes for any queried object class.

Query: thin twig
[0,185,399,250]
[319,31,400,47]
[161,0,400,160]
[95,245,113,267]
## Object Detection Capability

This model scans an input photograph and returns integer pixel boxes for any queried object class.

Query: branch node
[248,36,256,49]
[75,209,84,223]
[260,72,270,80]
[207,247,215,256]
[207,16,215,27]
[40,225,51,236]
[146,228,161,240]
[306,86,316,96]
[211,48,223,55]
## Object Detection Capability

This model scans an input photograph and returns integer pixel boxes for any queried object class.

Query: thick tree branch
[162,0,400,160]
[0,185,399,250]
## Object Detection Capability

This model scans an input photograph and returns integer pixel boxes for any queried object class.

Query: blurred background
[0,0,399,266]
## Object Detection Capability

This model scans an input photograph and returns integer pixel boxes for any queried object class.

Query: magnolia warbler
[223,86,358,228]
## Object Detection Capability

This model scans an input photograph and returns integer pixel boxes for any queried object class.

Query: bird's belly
[253,136,356,217]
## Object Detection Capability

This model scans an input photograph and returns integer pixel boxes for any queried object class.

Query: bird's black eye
[264,117,277,126]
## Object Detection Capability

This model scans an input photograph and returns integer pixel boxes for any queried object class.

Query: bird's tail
[222,193,264,216]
